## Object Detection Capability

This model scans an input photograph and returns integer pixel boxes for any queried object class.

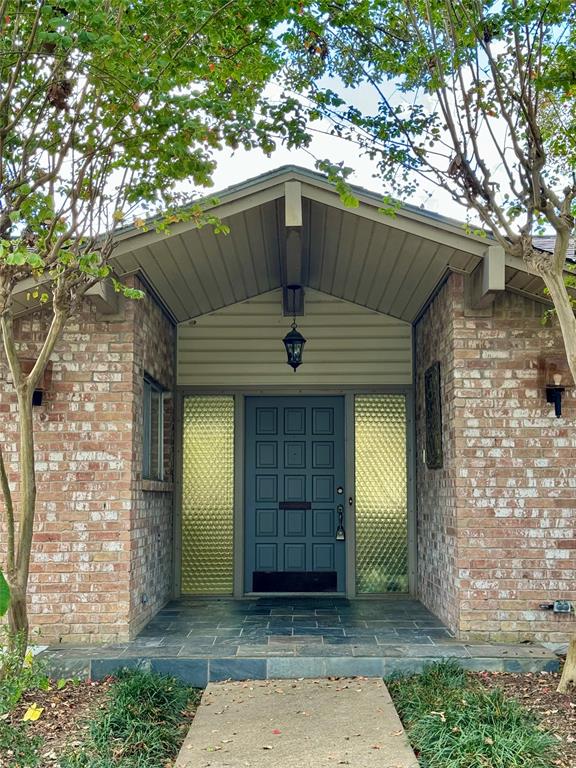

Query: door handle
[336,504,345,541]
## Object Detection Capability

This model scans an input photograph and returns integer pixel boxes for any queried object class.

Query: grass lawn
[388,661,565,768]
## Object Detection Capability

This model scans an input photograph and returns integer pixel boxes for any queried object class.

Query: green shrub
[0,720,41,768]
[388,661,558,768]
[0,632,49,715]
[62,669,201,768]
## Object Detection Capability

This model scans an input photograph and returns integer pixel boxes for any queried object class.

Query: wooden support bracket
[466,244,505,311]
[86,280,119,315]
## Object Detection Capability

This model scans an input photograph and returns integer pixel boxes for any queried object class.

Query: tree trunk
[541,269,576,386]
[558,636,576,693]
[6,581,28,658]
[5,388,36,668]
[1,307,66,674]
[539,267,576,694]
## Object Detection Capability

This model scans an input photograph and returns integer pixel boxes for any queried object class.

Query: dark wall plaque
[424,361,443,469]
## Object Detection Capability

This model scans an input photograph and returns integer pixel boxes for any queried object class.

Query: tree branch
[0,310,22,389]
[0,445,15,575]
[26,306,67,393]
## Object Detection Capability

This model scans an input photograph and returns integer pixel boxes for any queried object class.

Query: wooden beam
[282,181,305,315]
[285,180,303,227]
[285,229,302,287]
[466,245,505,310]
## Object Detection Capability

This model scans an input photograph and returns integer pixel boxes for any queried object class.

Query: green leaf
[0,570,10,617]
[5,251,26,266]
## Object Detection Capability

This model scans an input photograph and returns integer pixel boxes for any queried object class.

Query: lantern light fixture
[282,285,306,372]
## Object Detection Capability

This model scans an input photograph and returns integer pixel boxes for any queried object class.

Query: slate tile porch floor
[41,597,559,684]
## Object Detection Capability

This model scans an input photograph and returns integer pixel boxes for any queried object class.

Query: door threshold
[243,592,347,598]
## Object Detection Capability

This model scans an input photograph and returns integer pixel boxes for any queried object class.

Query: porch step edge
[41,651,559,685]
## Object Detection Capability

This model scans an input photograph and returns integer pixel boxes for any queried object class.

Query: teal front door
[245,396,346,593]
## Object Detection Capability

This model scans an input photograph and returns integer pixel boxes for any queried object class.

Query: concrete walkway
[176,677,419,768]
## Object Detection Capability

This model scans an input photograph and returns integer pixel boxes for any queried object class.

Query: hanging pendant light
[282,285,306,372]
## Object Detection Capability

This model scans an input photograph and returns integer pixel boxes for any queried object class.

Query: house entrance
[244,396,346,593]
[179,393,410,597]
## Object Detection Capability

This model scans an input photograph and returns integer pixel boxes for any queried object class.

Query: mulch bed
[477,669,576,768]
[5,678,112,768]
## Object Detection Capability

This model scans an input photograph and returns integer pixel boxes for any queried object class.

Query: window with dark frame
[143,376,165,481]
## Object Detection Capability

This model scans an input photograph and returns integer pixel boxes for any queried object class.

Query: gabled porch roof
[110,165,528,325]
[11,165,548,321]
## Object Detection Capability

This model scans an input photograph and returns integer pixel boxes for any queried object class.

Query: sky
[205,78,466,222]
[209,135,460,217]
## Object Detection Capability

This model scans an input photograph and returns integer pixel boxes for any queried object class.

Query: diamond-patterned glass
[181,396,234,594]
[355,395,408,593]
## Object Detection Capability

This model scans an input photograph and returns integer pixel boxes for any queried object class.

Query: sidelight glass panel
[355,395,408,593]
[181,396,234,594]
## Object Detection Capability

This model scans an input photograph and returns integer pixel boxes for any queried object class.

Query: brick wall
[128,291,175,636]
[416,273,576,642]
[0,281,175,643]
[415,277,460,632]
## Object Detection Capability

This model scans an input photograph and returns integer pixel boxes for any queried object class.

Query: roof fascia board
[113,183,286,256]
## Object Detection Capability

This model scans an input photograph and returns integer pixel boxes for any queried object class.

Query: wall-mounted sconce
[546,373,565,418]
[21,359,53,406]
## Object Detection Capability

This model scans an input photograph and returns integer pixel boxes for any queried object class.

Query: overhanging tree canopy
[285,0,576,370]
[284,0,576,693]
[0,0,309,664]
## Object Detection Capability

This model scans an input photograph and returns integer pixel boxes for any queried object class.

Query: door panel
[245,396,346,593]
